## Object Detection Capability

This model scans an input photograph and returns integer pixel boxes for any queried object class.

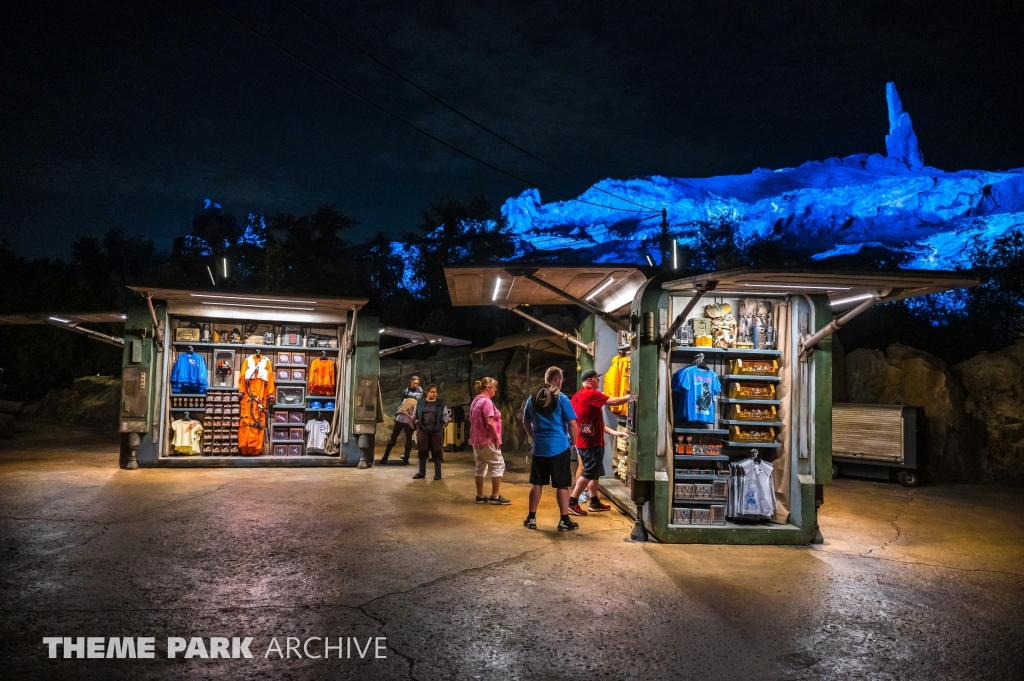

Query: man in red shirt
[568,369,630,516]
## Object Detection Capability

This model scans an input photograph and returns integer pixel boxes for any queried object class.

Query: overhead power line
[284,0,658,214]
[204,0,654,215]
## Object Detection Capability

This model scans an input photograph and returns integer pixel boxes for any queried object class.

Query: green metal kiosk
[118,288,380,468]
[446,266,975,545]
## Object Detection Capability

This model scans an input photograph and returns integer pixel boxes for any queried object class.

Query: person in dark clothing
[413,385,446,480]
[403,376,425,401]
[379,397,417,465]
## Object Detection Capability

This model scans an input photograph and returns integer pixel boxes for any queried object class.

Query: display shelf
[674,472,728,480]
[275,380,307,385]
[304,407,336,412]
[724,440,782,448]
[170,408,204,412]
[674,454,730,462]
[722,374,780,382]
[672,346,782,357]
[271,439,305,444]
[173,342,339,352]
[719,397,781,405]
[719,419,783,427]
[672,498,728,506]
[673,427,729,435]
[171,393,208,398]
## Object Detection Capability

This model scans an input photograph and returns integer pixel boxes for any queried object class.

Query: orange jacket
[308,357,336,396]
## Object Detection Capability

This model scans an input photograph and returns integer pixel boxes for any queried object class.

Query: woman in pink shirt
[469,377,511,505]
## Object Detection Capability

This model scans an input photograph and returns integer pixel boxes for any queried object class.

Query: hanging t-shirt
[738,458,776,518]
[672,366,722,423]
[170,419,204,454]
[468,394,502,447]
[570,387,610,449]
[305,419,331,452]
[308,357,336,396]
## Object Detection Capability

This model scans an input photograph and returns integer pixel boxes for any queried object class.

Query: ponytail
[474,376,498,394]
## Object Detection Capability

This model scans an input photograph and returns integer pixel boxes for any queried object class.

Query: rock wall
[953,341,1024,483]
[377,347,577,454]
[843,344,984,482]
[0,376,120,430]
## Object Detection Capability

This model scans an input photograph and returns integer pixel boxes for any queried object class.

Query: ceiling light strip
[200,302,317,311]
[191,293,318,305]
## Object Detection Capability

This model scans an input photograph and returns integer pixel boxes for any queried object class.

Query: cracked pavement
[1,424,1023,680]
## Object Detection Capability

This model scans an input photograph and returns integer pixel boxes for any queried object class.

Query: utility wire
[204,0,652,215]
[284,0,659,214]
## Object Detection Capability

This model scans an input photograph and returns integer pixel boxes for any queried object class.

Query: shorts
[473,442,505,478]
[578,446,605,480]
[529,449,572,489]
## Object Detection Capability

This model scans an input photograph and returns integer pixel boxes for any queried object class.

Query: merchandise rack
[172,342,340,352]
[721,374,780,382]
[672,346,782,357]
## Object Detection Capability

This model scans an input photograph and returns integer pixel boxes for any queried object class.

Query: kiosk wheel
[897,470,919,487]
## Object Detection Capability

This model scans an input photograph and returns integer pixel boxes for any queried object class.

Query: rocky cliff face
[377,347,577,453]
[953,341,1024,483]
[843,344,984,482]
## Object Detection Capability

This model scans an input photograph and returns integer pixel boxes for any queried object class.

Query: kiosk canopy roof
[129,287,368,323]
[444,265,645,314]
[0,312,126,325]
[380,326,471,347]
[662,268,978,309]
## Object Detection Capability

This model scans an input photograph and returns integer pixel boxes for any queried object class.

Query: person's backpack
[530,383,560,417]
[442,406,452,426]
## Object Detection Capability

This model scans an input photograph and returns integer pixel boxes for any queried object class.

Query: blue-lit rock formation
[498,82,1024,270]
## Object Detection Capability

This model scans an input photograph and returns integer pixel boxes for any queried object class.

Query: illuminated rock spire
[885,81,925,169]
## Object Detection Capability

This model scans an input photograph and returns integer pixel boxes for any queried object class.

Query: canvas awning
[0,312,126,325]
[474,330,574,357]
[444,265,646,315]
[661,268,979,310]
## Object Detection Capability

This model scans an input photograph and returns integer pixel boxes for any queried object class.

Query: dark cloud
[1,0,1022,258]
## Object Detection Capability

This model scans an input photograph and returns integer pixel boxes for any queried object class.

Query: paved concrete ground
[1,423,1022,681]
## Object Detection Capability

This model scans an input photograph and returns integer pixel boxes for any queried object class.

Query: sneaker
[412,472,425,479]
[489,496,512,505]
[557,518,579,532]
[523,517,537,530]
[433,474,442,480]
[568,502,588,516]
[578,491,590,504]
[476,496,489,504]
[588,498,612,512]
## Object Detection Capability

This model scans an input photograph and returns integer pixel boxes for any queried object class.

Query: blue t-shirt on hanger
[672,365,721,424]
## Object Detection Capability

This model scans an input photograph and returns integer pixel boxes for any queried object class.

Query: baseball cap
[581,369,599,381]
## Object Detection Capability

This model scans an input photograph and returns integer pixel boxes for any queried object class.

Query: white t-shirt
[738,458,776,517]
[305,419,331,452]
[171,419,204,454]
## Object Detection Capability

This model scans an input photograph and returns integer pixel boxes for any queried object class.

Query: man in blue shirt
[522,366,579,531]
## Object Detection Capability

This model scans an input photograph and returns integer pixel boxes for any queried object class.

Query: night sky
[2,0,1022,259]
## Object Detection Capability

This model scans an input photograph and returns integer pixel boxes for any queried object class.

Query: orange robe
[238,354,276,456]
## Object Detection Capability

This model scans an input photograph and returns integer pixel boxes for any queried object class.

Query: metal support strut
[510,307,593,356]
[505,268,630,331]
[799,290,890,355]
[661,282,715,347]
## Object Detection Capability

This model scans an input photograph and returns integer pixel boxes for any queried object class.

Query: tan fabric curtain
[771,301,792,524]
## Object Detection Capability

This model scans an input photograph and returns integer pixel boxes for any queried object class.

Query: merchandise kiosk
[445,266,975,544]
[118,288,380,468]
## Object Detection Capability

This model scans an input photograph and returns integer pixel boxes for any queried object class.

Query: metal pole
[144,294,164,347]
[799,292,887,355]
[508,270,629,331]
[510,307,592,355]
[45,320,124,347]
[661,283,714,348]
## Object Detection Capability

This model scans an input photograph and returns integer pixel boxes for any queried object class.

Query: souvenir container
[229,392,240,403]
[289,427,303,441]
[277,368,291,381]
[712,479,728,499]
[277,352,291,365]
[288,444,303,457]
[291,368,306,382]
[711,505,727,525]
[272,426,290,441]
[729,382,776,400]
[692,509,712,525]
[728,359,779,376]
[731,404,778,421]
[674,484,695,500]
[281,326,303,347]
[288,410,303,423]
[273,444,287,457]
[694,484,713,499]
[688,318,712,337]
[276,386,305,407]
[291,352,306,365]
[672,508,692,525]
[730,426,776,442]
[695,335,713,347]
[274,411,289,424]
